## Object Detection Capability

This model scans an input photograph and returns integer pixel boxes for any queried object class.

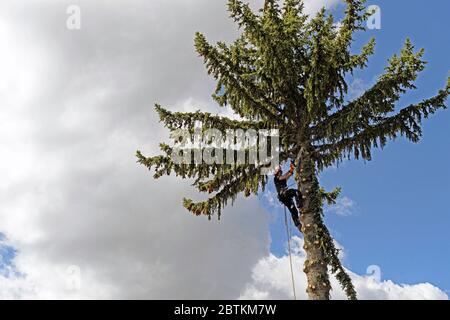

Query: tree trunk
[296,145,331,300]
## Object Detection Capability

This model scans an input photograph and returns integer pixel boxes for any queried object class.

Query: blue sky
[0,233,18,278]
[264,0,449,293]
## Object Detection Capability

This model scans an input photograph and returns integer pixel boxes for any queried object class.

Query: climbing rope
[284,205,297,300]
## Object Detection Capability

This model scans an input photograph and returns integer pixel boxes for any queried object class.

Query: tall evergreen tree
[137,0,449,300]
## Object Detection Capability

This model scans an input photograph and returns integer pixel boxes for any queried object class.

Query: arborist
[274,162,302,229]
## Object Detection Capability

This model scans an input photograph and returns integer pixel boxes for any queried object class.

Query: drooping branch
[311,39,427,143]
[137,141,290,219]
[154,104,271,133]
[320,223,358,300]
[314,86,449,169]
[136,145,213,180]
[183,163,269,219]
[137,143,277,181]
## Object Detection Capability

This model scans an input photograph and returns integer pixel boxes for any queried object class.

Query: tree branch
[311,39,427,142]
[314,86,449,169]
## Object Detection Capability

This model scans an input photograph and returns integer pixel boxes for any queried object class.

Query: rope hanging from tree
[284,205,297,300]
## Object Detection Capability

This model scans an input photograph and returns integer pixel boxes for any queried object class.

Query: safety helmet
[274,165,282,175]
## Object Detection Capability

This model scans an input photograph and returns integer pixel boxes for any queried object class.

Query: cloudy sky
[0,0,448,299]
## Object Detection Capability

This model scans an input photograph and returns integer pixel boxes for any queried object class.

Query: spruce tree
[137,0,449,300]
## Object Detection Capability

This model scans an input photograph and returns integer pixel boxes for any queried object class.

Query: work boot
[295,191,302,209]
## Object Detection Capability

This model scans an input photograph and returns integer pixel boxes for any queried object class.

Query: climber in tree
[274,162,302,229]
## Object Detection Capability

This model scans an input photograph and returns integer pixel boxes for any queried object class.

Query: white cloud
[262,190,282,210]
[325,196,357,216]
[347,75,380,100]
[239,237,448,300]
[348,78,367,99]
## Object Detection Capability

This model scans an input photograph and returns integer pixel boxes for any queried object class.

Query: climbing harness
[284,205,297,300]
